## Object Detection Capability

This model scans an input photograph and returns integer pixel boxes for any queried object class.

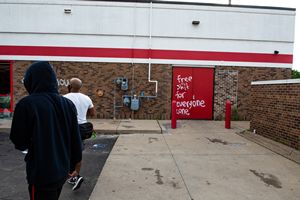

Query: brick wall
[250,80,300,150]
[214,66,291,120]
[13,61,172,119]
[13,61,291,120]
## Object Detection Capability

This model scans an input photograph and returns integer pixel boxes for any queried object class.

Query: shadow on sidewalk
[0,130,117,200]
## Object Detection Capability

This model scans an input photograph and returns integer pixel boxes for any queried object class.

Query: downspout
[131,2,138,118]
[148,1,158,96]
[132,1,138,95]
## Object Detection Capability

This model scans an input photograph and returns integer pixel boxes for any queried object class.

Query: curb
[237,130,300,165]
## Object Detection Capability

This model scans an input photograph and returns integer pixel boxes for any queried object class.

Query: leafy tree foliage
[292,69,300,78]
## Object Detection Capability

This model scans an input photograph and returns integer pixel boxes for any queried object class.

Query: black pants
[28,181,64,200]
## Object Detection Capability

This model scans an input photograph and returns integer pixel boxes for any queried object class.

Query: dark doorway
[0,62,12,113]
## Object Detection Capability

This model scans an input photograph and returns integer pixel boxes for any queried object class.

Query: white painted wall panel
[0,1,295,42]
[0,3,150,36]
[0,0,295,68]
[151,37,293,54]
[0,33,293,54]
[151,8,294,41]
[0,33,149,49]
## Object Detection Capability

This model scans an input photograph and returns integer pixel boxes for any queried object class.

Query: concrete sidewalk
[0,118,162,134]
[89,119,162,134]
[1,119,300,199]
[89,120,300,200]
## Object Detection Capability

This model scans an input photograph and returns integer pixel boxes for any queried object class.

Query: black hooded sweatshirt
[10,61,82,186]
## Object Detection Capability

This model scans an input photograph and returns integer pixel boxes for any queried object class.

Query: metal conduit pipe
[113,2,158,119]
[148,1,158,97]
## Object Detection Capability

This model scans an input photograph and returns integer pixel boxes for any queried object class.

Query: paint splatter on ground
[249,169,282,189]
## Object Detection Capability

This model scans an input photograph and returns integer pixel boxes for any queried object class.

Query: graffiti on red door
[174,74,206,116]
[172,68,214,119]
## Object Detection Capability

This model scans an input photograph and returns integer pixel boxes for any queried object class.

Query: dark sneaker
[72,175,84,191]
[67,176,77,185]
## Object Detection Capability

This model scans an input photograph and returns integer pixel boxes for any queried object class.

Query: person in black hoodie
[10,61,82,200]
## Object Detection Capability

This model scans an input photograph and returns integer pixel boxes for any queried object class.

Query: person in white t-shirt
[64,77,95,191]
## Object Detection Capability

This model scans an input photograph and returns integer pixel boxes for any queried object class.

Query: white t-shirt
[64,92,94,124]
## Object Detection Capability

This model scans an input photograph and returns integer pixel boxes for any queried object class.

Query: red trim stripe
[0,45,293,64]
[151,49,292,63]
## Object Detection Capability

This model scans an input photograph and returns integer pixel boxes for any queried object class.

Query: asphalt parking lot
[0,130,117,200]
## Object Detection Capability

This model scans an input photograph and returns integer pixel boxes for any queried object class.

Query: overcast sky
[164,0,299,70]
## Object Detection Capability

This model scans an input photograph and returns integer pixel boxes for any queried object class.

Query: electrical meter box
[123,96,130,106]
[115,77,128,91]
[121,78,128,91]
[130,97,139,111]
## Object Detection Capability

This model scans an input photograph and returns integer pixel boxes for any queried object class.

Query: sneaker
[67,176,77,185]
[72,175,84,191]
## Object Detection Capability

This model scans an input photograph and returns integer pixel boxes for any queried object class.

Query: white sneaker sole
[72,177,83,191]
[67,180,75,185]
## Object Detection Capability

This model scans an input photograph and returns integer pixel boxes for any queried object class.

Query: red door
[172,67,214,119]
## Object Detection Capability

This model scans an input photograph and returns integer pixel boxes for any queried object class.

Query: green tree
[292,69,300,78]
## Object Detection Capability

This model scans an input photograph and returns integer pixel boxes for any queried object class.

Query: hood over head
[24,61,58,94]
